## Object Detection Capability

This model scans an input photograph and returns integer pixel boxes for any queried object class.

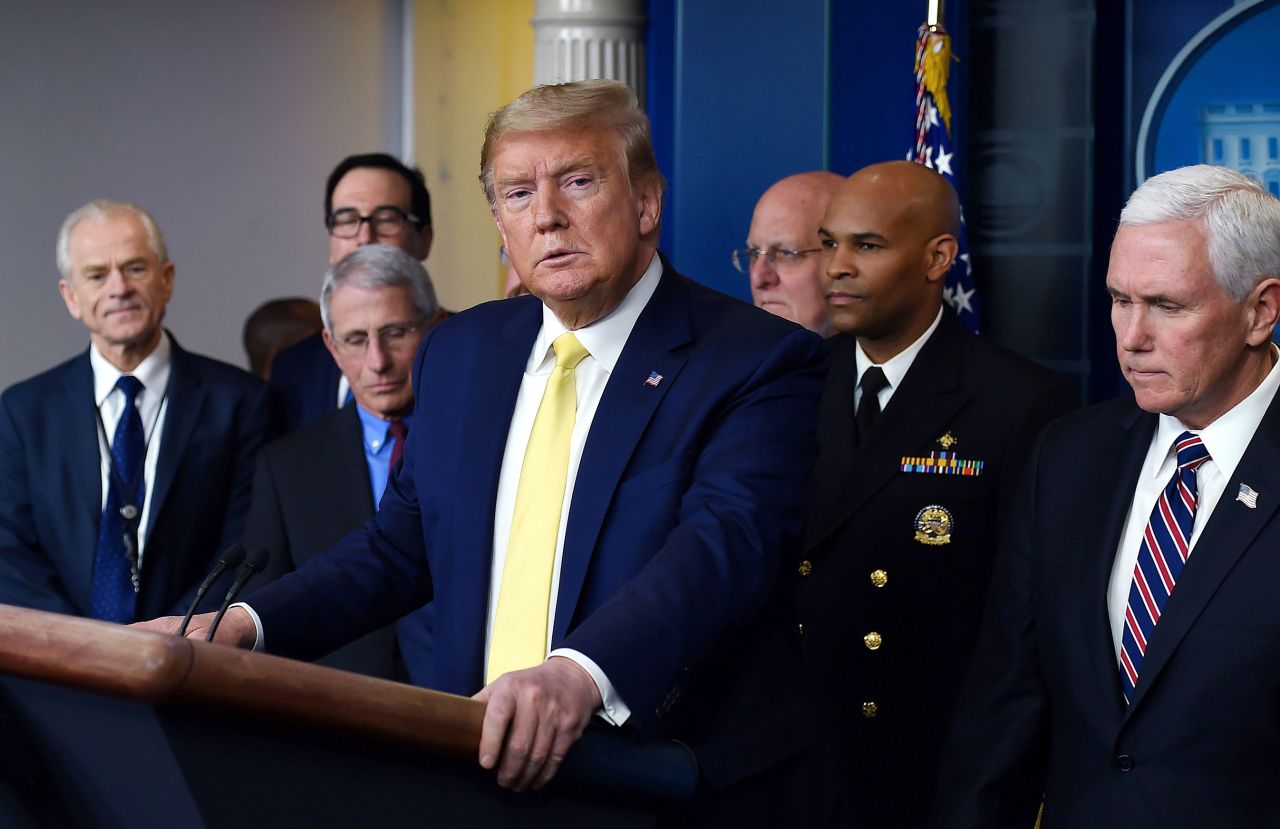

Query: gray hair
[1121,164,1280,301]
[320,244,439,333]
[479,79,665,207]
[55,200,168,281]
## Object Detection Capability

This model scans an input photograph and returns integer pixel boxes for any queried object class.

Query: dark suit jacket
[246,264,828,757]
[0,336,267,620]
[791,313,1076,828]
[935,393,1280,828]
[241,402,409,679]
[267,332,341,436]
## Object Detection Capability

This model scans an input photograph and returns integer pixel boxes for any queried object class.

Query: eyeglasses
[332,318,428,357]
[326,206,420,239]
[730,246,823,274]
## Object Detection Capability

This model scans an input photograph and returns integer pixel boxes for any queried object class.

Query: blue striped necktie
[90,375,146,622]
[1119,431,1210,702]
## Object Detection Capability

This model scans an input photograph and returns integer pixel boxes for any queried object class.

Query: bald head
[852,160,961,237]
[746,171,845,335]
[759,172,846,210]
[818,160,961,363]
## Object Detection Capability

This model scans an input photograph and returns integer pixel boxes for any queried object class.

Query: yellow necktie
[487,332,590,683]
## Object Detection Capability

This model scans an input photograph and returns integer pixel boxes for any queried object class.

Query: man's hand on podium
[473,656,602,792]
[132,608,256,648]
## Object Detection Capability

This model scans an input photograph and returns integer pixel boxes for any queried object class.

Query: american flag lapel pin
[1237,483,1259,509]
[644,371,664,387]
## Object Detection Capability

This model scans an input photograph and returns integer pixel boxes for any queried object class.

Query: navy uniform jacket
[791,313,1076,827]
[935,393,1280,828]
[244,264,828,765]
[0,336,267,619]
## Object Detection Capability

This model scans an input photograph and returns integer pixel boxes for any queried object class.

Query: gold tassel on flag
[920,30,955,137]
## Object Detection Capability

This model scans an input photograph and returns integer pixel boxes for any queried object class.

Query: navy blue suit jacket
[0,337,268,619]
[248,265,827,738]
[936,393,1280,827]
[266,332,341,436]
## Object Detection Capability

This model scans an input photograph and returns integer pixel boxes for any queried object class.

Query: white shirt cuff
[230,602,265,651]
[549,647,631,726]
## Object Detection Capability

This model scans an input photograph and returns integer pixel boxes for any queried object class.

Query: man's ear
[636,177,663,237]
[924,234,959,284]
[161,261,175,303]
[1245,277,1280,347]
[322,328,338,360]
[492,207,510,250]
[58,279,83,321]
[417,226,435,260]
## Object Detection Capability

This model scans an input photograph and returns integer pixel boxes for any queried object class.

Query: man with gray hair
[934,164,1280,826]
[0,199,267,622]
[241,244,443,679]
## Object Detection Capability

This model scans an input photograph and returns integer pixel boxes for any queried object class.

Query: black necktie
[854,366,889,446]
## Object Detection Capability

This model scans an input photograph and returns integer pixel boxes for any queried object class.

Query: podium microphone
[177,544,245,637]
[205,548,269,643]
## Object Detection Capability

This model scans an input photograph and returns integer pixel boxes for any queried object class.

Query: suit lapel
[552,269,693,644]
[61,353,103,607]
[450,300,542,682]
[147,340,206,539]
[327,403,376,519]
[804,317,969,551]
[1079,405,1154,715]
[332,404,376,514]
[1127,395,1280,713]
[808,334,856,508]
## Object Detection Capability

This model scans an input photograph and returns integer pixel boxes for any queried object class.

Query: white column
[531,0,647,104]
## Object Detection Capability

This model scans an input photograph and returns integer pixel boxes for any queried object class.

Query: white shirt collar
[527,252,663,374]
[1151,344,1280,481]
[90,331,173,405]
[853,306,944,390]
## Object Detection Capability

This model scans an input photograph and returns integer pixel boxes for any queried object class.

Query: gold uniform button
[870,569,888,588]
[863,631,882,650]
[862,701,878,718]
[798,560,813,576]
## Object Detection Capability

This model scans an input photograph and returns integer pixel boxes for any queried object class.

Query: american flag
[911,23,980,333]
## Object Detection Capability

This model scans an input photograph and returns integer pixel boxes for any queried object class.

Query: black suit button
[1116,754,1135,772]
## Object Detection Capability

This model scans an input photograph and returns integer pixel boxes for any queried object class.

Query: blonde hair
[479,79,665,206]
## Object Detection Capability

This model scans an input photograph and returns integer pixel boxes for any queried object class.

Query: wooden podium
[0,605,697,828]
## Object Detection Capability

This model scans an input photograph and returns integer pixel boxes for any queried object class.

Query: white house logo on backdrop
[1199,103,1280,196]
[1136,0,1280,184]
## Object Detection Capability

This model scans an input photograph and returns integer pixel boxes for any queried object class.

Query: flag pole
[927,0,943,28]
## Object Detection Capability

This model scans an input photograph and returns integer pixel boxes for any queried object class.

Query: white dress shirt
[1107,347,1280,665]
[89,332,172,567]
[853,307,943,412]
[486,252,663,726]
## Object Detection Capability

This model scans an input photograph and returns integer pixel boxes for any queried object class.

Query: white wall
[0,0,405,389]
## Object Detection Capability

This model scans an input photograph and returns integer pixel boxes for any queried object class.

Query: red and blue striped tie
[1119,431,1211,703]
